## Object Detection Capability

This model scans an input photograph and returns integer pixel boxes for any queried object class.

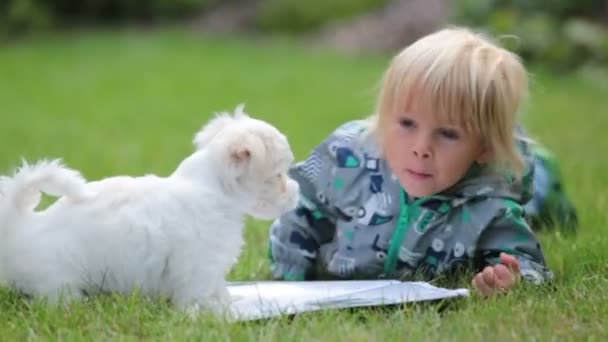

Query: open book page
[226,280,469,321]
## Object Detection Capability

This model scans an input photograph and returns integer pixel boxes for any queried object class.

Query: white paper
[226,280,469,321]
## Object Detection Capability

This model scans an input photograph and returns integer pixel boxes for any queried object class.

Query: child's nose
[413,149,430,159]
[412,137,432,159]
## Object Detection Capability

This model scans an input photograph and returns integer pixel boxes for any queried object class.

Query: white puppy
[0,105,299,314]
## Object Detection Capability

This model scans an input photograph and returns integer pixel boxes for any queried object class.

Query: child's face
[383,103,490,198]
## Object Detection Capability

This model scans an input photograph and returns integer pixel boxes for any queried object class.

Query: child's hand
[472,253,521,297]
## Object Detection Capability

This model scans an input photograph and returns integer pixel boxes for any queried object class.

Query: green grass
[0,29,607,340]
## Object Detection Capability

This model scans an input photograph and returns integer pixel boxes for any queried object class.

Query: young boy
[268,27,576,296]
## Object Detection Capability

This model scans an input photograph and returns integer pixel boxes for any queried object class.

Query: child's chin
[409,190,435,198]
[402,181,436,198]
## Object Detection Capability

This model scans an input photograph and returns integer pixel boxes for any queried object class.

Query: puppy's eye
[266,174,282,184]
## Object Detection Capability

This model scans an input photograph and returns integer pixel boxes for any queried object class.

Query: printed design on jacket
[357,192,394,226]
[324,136,397,277]
[397,246,423,271]
[327,252,357,277]
[297,151,323,185]
[329,143,361,169]
[371,235,420,275]
[503,199,529,231]
[421,242,470,277]
[369,174,383,193]
[412,208,436,234]
[289,230,318,261]
[365,156,380,172]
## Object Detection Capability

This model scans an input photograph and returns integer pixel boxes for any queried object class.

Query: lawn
[0,28,606,340]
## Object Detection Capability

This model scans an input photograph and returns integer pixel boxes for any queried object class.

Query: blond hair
[369,27,528,176]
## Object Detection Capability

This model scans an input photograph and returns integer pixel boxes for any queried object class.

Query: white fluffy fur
[0,106,299,314]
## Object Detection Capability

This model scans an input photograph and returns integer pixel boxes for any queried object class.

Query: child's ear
[475,146,494,164]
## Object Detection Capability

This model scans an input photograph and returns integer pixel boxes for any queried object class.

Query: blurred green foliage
[0,0,219,33]
[0,0,387,33]
[453,0,608,70]
[255,0,388,33]
[0,0,52,32]
[3,0,607,71]
[0,0,389,36]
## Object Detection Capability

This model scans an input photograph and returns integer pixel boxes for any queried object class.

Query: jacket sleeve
[475,200,554,285]
[268,123,365,280]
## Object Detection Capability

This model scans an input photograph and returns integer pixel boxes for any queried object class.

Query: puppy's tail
[0,159,89,214]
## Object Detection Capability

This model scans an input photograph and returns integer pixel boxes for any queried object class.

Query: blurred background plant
[0,0,219,31]
[1,0,607,70]
[452,0,608,71]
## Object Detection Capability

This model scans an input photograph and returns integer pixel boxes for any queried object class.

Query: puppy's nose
[287,179,299,193]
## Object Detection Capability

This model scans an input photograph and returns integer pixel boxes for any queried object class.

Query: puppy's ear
[226,133,265,173]
[230,148,251,165]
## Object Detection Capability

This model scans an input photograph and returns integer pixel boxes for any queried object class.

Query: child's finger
[500,253,521,274]
[473,273,493,296]
[482,266,496,287]
[493,264,515,289]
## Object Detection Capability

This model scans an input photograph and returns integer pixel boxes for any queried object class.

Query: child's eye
[399,118,415,129]
[438,128,460,140]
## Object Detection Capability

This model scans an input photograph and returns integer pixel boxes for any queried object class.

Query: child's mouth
[406,169,432,180]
